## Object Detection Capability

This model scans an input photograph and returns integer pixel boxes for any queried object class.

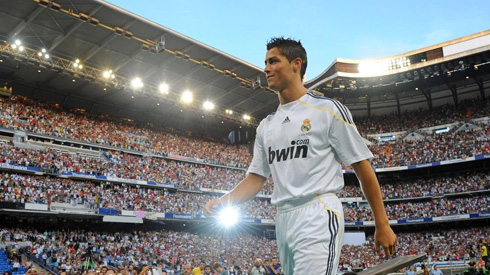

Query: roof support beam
[447,83,458,107]
[113,48,141,72]
[394,92,401,117]
[141,44,195,80]
[48,5,102,52]
[421,88,432,112]
[366,94,371,118]
[474,77,486,100]
[81,19,138,62]
[8,7,44,40]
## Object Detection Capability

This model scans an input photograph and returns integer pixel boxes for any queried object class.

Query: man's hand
[375,223,397,256]
[204,198,221,218]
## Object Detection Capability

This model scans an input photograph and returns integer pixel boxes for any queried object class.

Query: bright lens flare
[218,207,239,227]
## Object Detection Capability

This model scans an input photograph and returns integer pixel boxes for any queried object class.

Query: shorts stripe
[325,210,339,275]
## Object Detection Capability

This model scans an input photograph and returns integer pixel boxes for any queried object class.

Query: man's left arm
[351,159,397,256]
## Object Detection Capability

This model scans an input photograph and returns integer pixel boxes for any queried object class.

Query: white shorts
[275,193,344,275]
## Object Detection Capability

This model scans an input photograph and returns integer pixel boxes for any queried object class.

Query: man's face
[200,262,206,269]
[264,47,298,92]
[204,267,212,273]
[272,258,278,266]
[183,265,191,275]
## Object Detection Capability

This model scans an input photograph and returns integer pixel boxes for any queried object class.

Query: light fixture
[131,77,143,89]
[103,70,114,79]
[243,114,251,120]
[73,60,82,69]
[158,83,169,94]
[203,101,215,110]
[225,109,233,115]
[181,91,193,103]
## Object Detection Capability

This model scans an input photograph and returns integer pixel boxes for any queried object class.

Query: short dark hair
[267,37,307,80]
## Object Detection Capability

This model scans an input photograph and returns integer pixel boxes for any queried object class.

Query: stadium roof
[0,0,489,137]
[0,0,275,137]
[304,30,490,117]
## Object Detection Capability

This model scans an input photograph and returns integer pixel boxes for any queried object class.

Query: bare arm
[351,159,397,256]
[204,172,266,217]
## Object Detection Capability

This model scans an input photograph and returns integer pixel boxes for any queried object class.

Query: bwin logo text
[268,144,308,164]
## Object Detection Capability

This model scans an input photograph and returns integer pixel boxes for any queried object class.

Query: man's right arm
[204,173,266,217]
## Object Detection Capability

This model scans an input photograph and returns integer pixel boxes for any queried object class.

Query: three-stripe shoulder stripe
[306,92,354,124]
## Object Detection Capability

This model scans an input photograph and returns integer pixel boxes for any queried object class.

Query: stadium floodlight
[181,91,193,103]
[243,114,251,120]
[225,109,233,115]
[131,77,144,89]
[203,101,215,110]
[103,70,114,79]
[40,48,49,58]
[158,83,169,94]
[73,59,83,69]
[218,206,239,227]
[18,46,24,52]
[15,40,21,46]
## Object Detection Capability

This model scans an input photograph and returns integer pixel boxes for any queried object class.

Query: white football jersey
[247,92,373,204]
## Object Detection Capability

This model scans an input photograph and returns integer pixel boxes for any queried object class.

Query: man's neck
[278,82,307,105]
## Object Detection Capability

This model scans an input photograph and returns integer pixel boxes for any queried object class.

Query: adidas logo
[282,116,291,124]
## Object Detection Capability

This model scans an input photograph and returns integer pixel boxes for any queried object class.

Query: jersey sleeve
[246,122,271,178]
[327,102,373,166]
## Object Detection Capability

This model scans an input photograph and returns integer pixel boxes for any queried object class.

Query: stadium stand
[0,0,489,274]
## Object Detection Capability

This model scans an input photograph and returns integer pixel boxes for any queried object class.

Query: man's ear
[292,57,302,74]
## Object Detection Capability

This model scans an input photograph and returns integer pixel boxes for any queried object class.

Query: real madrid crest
[301,118,311,132]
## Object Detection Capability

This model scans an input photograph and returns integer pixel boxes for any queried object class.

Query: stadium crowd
[0,171,488,221]
[343,194,490,222]
[0,226,489,274]
[0,144,274,195]
[0,227,279,274]
[340,227,490,269]
[355,98,490,135]
[0,96,489,173]
[368,124,490,168]
[340,171,489,199]
[0,96,252,168]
